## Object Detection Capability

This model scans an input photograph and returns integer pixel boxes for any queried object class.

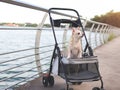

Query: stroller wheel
[92,87,100,90]
[42,76,49,87]
[48,76,54,87]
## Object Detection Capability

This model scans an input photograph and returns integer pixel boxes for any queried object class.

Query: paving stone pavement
[16,36,120,90]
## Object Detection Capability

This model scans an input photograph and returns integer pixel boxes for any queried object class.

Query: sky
[0,0,120,23]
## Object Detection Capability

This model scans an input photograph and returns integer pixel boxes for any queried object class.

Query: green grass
[108,33,115,41]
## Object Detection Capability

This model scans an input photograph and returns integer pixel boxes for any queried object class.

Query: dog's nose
[78,33,80,35]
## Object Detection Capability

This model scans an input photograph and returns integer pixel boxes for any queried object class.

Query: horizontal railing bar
[0,1,111,27]
[0,54,35,64]
[87,20,108,26]
[0,47,40,56]
[0,26,79,31]
[0,68,38,82]
[0,49,53,64]
[0,42,67,56]
[0,27,42,30]
[0,27,73,30]
[5,68,49,90]
[0,61,34,73]
[0,45,54,55]
[0,0,78,18]
[0,61,50,82]
[0,27,63,30]
[0,55,51,73]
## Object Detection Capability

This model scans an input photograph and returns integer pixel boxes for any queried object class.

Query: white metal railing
[0,0,120,90]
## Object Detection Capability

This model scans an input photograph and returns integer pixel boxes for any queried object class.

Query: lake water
[0,28,101,90]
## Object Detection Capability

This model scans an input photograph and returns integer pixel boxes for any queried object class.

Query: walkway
[16,36,120,90]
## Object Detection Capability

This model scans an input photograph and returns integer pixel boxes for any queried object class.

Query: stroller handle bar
[48,8,81,18]
[48,8,81,45]
[48,8,93,56]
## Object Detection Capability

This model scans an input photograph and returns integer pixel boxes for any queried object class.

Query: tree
[91,10,120,27]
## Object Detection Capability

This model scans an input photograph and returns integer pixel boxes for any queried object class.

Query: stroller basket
[59,56,100,82]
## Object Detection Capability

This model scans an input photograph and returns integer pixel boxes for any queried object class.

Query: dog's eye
[78,33,80,35]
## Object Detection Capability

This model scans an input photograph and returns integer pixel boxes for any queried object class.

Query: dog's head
[72,27,83,40]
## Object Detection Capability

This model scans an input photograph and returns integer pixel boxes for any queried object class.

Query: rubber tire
[92,87,100,90]
[42,76,49,87]
[48,76,54,87]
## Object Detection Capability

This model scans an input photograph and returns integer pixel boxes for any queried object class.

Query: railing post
[102,25,108,43]
[106,26,110,40]
[89,23,95,47]
[99,25,105,45]
[35,13,48,76]
[82,18,88,28]
[104,26,110,42]
[95,24,100,47]
[106,26,112,41]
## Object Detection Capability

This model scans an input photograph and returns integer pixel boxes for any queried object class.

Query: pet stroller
[42,8,104,90]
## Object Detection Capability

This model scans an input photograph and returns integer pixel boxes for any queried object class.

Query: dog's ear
[77,27,81,30]
[77,27,80,30]
[72,27,76,34]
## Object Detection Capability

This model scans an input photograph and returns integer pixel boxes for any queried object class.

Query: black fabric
[53,18,82,27]
[59,62,99,81]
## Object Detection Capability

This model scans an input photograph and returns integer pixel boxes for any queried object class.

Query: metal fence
[0,0,120,90]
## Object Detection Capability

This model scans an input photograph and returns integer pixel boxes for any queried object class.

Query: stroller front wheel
[42,75,54,87]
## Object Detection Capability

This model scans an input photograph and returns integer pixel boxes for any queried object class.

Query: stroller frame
[42,8,104,90]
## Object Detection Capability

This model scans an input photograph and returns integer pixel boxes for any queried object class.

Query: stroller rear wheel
[42,76,49,87]
[42,74,54,87]
[48,76,54,87]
